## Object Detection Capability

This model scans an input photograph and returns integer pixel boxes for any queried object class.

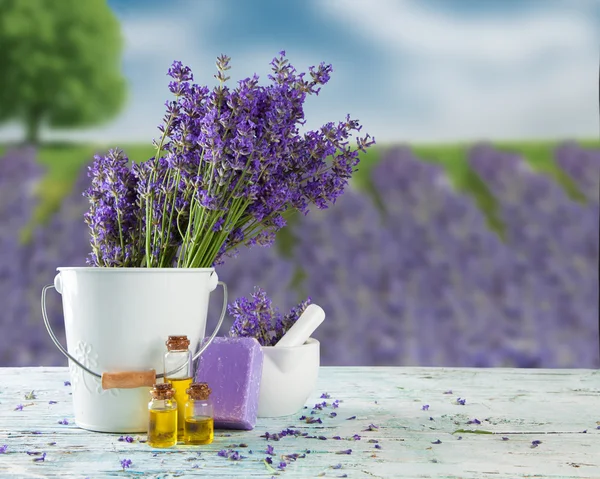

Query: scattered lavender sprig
[218,449,244,460]
[120,458,132,470]
[33,452,46,462]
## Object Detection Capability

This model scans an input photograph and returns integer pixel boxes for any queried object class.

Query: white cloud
[316,0,599,141]
[319,0,596,64]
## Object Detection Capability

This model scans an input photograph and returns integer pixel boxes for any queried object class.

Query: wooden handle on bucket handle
[102,370,156,390]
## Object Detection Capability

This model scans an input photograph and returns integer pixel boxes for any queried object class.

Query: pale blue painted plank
[0,367,598,478]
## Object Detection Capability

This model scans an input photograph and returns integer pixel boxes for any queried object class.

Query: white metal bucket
[41,267,227,433]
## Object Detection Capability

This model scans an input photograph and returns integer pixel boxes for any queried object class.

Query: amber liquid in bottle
[148,408,178,448]
[167,376,192,438]
[183,415,214,445]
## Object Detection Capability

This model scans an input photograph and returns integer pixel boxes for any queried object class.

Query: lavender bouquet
[84,52,374,268]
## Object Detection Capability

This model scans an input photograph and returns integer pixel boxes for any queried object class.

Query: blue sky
[1,0,598,144]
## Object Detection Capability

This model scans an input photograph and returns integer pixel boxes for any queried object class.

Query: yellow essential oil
[148,408,178,448]
[167,376,192,439]
[184,382,214,446]
[184,415,214,445]
[147,383,178,448]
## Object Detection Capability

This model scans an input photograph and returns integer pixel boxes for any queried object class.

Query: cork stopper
[186,382,211,400]
[150,383,175,400]
[166,335,190,351]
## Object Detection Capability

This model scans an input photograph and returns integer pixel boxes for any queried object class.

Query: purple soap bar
[196,337,264,430]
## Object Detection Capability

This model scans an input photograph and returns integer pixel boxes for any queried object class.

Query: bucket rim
[56,267,216,273]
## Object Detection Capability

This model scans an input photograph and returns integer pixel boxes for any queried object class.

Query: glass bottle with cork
[164,335,193,439]
[184,382,214,445]
[148,383,177,448]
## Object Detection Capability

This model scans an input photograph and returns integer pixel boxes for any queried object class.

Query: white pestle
[274,304,325,348]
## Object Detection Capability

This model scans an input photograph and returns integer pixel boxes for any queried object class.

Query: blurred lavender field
[0,144,598,368]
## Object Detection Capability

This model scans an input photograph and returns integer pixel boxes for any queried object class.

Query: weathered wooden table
[0,367,598,478]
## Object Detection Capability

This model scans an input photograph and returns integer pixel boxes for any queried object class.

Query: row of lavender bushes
[0,143,598,368]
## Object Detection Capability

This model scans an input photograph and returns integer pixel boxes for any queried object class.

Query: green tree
[0,0,126,144]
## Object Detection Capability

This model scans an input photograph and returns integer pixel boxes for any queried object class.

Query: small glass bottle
[164,335,193,439]
[183,382,214,445]
[147,383,177,448]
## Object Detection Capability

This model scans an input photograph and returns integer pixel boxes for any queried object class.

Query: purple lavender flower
[228,287,311,346]
[0,445,7,454]
[120,458,132,470]
[84,149,143,267]
[228,287,280,346]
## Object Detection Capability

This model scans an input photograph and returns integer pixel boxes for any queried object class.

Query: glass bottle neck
[164,350,193,379]
[150,398,177,409]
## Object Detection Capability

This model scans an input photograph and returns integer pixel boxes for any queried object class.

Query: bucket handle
[41,280,228,380]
